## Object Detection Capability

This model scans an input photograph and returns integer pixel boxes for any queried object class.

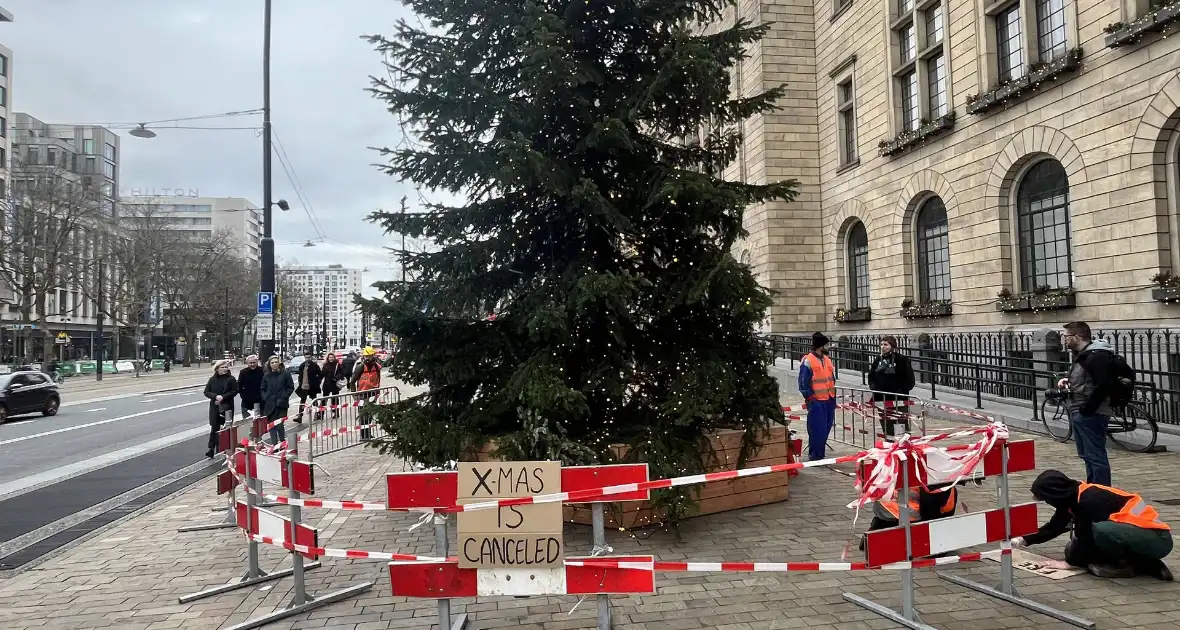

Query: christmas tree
[362,0,798,519]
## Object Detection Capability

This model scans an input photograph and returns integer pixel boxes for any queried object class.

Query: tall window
[892,0,952,136]
[1017,159,1073,290]
[996,5,1024,81]
[925,3,944,46]
[1036,0,1067,61]
[916,197,951,302]
[901,72,919,131]
[837,80,856,165]
[927,54,948,118]
[847,222,870,309]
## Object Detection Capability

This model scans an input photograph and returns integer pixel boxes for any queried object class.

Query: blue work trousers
[806,397,837,460]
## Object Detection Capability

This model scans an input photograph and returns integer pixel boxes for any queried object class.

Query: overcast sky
[2,0,421,296]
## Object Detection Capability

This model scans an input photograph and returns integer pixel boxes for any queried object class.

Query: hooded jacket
[1022,470,1143,545]
[1068,339,1115,416]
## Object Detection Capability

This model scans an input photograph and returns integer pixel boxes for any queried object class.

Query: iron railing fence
[762,329,1180,426]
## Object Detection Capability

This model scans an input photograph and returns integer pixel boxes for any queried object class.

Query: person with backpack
[1057,321,1131,486]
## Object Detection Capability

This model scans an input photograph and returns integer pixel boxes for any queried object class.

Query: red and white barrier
[234,500,319,560]
[232,450,315,494]
[568,548,1007,572]
[857,438,1035,487]
[389,557,657,598]
[250,534,446,562]
[386,464,651,510]
[864,503,1038,567]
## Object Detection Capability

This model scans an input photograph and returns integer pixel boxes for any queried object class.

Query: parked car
[0,371,61,423]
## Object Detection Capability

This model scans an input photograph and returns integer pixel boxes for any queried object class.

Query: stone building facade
[723,0,1180,334]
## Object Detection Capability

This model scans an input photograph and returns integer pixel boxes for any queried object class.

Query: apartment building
[120,196,262,262]
[0,6,12,200]
[720,0,1180,334]
[278,264,365,348]
[12,113,120,216]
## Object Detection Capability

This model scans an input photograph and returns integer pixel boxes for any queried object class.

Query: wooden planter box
[1152,286,1180,303]
[564,424,791,529]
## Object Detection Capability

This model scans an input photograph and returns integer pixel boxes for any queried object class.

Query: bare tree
[155,228,239,365]
[0,158,109,362]
[183,256,259,355]
[277,271,318,351]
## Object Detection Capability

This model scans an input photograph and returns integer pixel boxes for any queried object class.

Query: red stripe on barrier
[386,464,651,510]
[388,558,656,598]
[857,439,1035,487]
[235,500,319,560]
[864,502,1038,567]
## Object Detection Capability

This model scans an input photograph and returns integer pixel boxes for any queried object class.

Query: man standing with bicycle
[1058,321,1115,486]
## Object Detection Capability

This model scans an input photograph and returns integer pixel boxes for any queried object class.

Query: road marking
[0,400,206,446]
[84,408,107,413]
[141,398,158,403]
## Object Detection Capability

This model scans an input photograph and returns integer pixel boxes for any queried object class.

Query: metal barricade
[828,386,928,452]
[302,385,400,455]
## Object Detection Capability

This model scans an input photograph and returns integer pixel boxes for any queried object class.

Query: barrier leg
[178,410,238,532]
[219,437,374,630]
[937,443,1096,629]
[843,455,936,630]
[592,503,612,630]
[436,514,468,630]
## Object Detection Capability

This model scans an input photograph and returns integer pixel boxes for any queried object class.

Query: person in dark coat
[867,335,916,438]
[319,352,345,419]
[237,354,265,419]
[294,349,322,423]
[341,351,358,391]
[204,360,239,458]
[260,355,295,444]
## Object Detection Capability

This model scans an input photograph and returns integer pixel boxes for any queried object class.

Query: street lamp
[128,124,157,139]
[257,0,286,361]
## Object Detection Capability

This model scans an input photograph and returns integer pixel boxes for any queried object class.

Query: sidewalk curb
[142,382,205,395]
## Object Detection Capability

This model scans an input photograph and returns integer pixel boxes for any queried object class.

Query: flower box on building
[901,300,953,319]
[878,113,957,158]
[1105,3,1180,48]
[1151,286,1180,303]
[834,307,871,323]
[1000,290,1075,312]
[997,295,1030,312]
[966,48,1082,115]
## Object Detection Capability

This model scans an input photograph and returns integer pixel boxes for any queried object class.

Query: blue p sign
[257,292,274,314]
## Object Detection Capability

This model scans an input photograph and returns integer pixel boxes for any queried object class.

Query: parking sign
[257,292,274,314]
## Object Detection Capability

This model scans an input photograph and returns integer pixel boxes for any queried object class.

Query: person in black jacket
[319,352,345,419]
[260,356,295,444]
[1057,321,1116,485]
[1015,470,1173,580]
[237,355,265,419]
[294,348,322,423]
[204,360,239,458]
[867,335,916,437]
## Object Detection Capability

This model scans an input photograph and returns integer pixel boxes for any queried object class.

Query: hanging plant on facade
[967,48,1083,115]
[901,298,952,319]
[1105,1,1180,48]
[1150,272,1180,303]
[997,286,1077,312]
[834,307,871,323]
[878,113,957,157]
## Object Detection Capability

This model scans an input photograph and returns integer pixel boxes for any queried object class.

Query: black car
[0,371,61,423]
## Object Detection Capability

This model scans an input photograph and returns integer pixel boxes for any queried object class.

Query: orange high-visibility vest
[357,362,381,392]
[880,487,957,521]
[803,353,836,401]
[1078,483,1170,531]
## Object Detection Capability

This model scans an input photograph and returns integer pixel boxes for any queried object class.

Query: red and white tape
[222,453,390,510]
[248,534,446,561]
[567,548,1008,572]
[782,397,994,424]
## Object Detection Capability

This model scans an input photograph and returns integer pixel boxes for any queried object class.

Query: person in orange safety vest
[859,483,958,551]
[798,332,836,461]
[1014,469,1173,581]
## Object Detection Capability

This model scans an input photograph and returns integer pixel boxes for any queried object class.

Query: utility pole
[258,0,279,360]
[96,260,105,381]
[321,284,328,354]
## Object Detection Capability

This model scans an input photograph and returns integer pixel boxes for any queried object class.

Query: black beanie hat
[1031,469,1080,508]
[812,332,830,349]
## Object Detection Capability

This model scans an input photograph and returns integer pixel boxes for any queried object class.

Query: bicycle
[1041,387,1159,453]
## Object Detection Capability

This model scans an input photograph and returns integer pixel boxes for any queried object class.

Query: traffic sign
[257,292,275,314]
[255,314,274,341]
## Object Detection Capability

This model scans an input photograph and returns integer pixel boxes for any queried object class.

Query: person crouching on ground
[260,355,295,445]
[859,483,958,551]
[204,360,238,458]
[798,332,836,461]
[1014,469,1173,580]
[867,335,915,438]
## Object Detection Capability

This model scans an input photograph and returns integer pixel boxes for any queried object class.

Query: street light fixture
[129,124,157,139]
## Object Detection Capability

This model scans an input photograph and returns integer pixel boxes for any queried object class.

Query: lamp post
[257,0,290,361]
[96,260,106,381]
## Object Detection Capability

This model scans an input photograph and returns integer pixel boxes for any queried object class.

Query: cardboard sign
[456,461,563,569]
[987,549,1087,580]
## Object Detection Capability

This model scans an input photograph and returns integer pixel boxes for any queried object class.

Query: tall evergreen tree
[363,0,798,518]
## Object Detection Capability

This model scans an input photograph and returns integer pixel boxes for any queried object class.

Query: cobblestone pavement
[0,395,1177,629]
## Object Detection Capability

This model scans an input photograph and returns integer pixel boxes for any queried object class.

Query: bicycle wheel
[1108,404,1159,453]
[1042,398,1072,442]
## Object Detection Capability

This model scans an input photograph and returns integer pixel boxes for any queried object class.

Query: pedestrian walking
[351,347,383,440]
[295,348,322,423]
[204,360,239,458]
[1014,469,1173,580]
[1057,321,1115,485]
[798,332,836,461]
[320,352,345,419]
[237,355,265,419]
[341,351,358,391]
[260,355,294,444]
[867,335,915,438]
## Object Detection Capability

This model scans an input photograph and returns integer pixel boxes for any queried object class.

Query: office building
[119,196,262,263]
[12,112,120,216]
[278,264,365,349]
[0,6,12,200]
[712,0,1180,333]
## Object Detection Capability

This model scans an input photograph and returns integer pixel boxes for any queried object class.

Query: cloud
[2,0,418,281]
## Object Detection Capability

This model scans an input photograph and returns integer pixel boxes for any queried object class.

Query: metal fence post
[592,503,612,630]
[177,409,238,532]
[435,514,468,629]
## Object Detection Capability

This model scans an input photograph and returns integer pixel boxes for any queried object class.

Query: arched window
[847,222,870,309]
[1016,159,1073,290]
[916,197,951,302]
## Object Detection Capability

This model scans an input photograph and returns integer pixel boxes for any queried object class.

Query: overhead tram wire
[15,108,264,131]
[270,127,327,240]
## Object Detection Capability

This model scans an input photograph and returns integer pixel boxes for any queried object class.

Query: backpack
[1107,353,1137,408]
